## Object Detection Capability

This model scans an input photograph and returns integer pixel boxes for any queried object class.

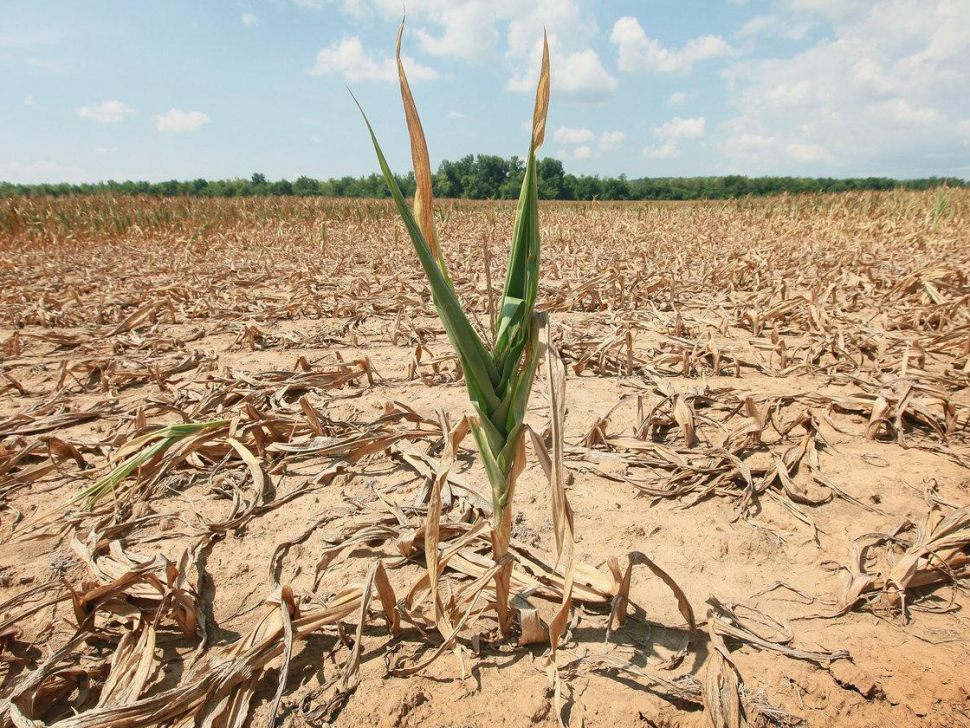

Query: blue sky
[3,0,969,183]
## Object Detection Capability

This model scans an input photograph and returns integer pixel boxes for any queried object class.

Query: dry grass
[0,189,968,727]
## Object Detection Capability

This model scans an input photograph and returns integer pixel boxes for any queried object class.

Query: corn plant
[356,24,549,633]
[68,419,229,509]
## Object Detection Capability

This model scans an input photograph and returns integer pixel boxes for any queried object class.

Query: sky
[2,0,970,184]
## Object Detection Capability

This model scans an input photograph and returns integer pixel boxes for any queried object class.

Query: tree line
[2,155,964,201]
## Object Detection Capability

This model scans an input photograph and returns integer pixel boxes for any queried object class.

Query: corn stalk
[356,21,550,635]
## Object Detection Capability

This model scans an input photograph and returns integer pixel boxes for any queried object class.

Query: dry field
[1,191,969,727]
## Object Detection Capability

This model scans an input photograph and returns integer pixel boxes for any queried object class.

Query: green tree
[293,176,318,196]
[536,158,566,199]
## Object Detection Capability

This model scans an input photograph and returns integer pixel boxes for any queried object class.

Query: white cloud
[849,57,901,96]
[300,1,609,102]
[872,98,945,126]
[413,2,501,61]
[507,40,617,102]
[784,0,868,18]
[642,116,705,160]
[505,0,611,104]
[155,108,210,133]
[740,14,815,41]
[310,136,322,144]
[667,91,692,106]
[643,142,680,159]
[555,126,609,159]
[0,160,93,184]
[553,126,595,145]
[505,0,587,58]
[730,132,777,151]
[763,79,816,107]
[557,144,595,161]
[448,110,465,120]
[94,146,116,154]
[599,130,625,152]
[308,36,438,83]
[720,0,970,174]
[315,0,590,67]
[786,142,829,162]
[23,95,36,106]
[241,12,258,26]
[654,116,706,140]
[611,16,734,74]
[293,0,370,17]
[555,48,618,102]
[77,100,135,123]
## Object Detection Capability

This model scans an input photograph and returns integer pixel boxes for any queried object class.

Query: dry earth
[1,192,969,727]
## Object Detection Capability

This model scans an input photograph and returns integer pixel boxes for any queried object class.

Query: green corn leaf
[471,419,512,511]
[358,25,550,524]
[352,96,502,410]
[500,144,542,318]
[67,419,230,510]
[493,296,524,357]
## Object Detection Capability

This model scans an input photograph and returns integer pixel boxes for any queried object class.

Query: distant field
[3,187,966,241]
[1,191,969,726]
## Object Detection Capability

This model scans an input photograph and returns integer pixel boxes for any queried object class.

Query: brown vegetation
[1,190,969,726]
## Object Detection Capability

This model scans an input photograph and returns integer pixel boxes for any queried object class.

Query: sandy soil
[1,194,969,727]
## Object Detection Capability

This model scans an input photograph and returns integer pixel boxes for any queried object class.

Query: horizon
[3,0,970,185]
[4,165,968,189]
